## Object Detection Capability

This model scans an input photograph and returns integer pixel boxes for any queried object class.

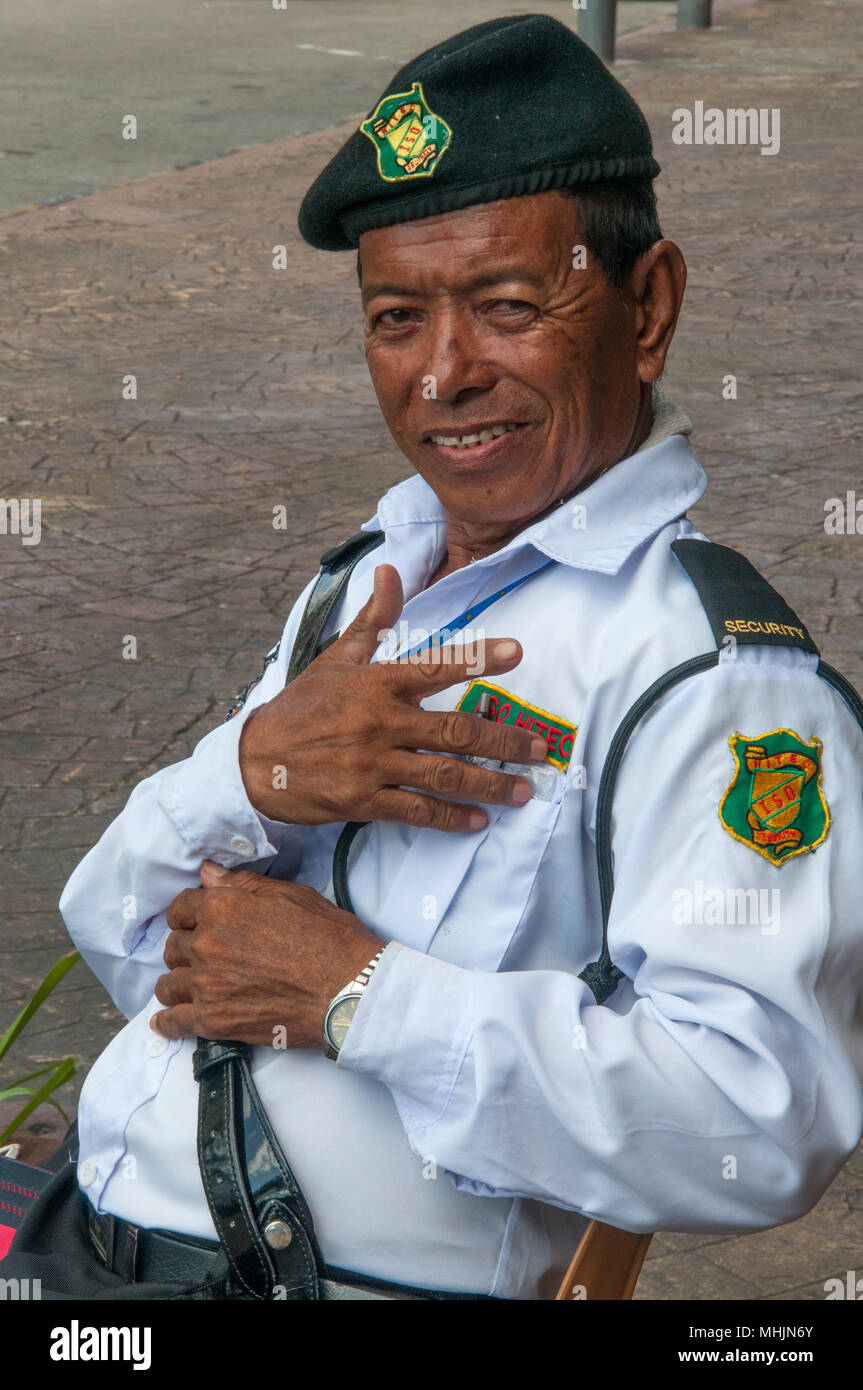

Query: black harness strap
[578,649,721,1004]
[578,538,863,1004]
[196,530,382,1300]
[287,530,385,682]
[194,1041,321,1300]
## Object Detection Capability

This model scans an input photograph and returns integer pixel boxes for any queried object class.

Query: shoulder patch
[225,641,281,722]
[719,728,830,866]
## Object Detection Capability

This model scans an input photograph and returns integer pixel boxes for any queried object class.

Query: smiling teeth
[430,422,519,448]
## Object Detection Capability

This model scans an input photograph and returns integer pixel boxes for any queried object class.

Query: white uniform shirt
[60,428,863,1299]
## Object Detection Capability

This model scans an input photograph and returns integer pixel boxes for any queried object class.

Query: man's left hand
[151,861,382,1047]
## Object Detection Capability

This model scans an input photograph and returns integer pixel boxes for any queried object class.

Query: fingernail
[494,639,519,661]
[530,738,548,761]
[468,810,487,830]
[202,859,229,877]
[511,780,532,804]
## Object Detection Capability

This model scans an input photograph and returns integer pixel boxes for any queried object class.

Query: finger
[163,931,192,969]
[383,636,523,697]
[201,860,265,890]
[149,1003,200,1040]
[399,706,550,767]
[370,787,490,834]
[200,861,300,896]
[386,752,533,807]
[329,564,404,666]
[154,967,195,1007]
[200,860,232,887]
[166,887,204,931]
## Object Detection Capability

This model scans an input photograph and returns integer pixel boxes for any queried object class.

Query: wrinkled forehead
[357,192,578,296]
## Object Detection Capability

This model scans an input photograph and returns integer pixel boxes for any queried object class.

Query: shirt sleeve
[59,575,319,1020]
[338,646,863,1233]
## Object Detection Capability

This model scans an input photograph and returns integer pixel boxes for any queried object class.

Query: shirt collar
[364,395,705,578]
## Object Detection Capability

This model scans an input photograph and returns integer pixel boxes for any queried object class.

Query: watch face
[327,993,361,1051]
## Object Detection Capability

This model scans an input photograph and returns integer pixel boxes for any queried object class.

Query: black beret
[298,13,660,252]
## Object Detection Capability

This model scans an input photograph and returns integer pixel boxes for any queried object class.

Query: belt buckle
[88,1206,114,1270]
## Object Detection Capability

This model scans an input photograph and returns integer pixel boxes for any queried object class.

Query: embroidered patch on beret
[360,82,451,182]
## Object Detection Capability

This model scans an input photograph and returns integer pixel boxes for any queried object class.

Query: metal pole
[577,0,617,64]
[677,0,712,28]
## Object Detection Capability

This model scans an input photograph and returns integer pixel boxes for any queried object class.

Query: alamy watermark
[672,879,780,934]
[1,497,41,545]
[376,623,487,675]
[824,491,863,535]
[672,102,780,156]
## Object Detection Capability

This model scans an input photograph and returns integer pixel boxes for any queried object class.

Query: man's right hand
[238,563,550,833]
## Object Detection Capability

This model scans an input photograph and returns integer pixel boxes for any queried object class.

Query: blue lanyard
[401,558,555,659]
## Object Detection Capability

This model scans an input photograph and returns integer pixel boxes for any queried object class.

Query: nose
[424,306,499,403]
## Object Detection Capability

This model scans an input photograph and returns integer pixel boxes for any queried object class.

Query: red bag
[0,1155,53,1260]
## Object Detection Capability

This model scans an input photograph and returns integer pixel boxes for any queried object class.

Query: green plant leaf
[0,951,80,1062]
[0,1056,75,1146]
[2,1064,64,1087]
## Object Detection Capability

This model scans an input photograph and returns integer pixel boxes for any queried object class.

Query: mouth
[420,420,530,466]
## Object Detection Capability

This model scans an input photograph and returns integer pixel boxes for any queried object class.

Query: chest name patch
[719,728,830,866]
[457,680,578,771]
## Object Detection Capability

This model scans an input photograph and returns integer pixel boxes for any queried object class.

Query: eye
[373,307,416,327]
[487,299,538,320]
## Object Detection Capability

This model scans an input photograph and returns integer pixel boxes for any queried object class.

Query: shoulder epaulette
[671,538,818,655]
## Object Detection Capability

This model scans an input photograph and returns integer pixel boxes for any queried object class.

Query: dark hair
[355,179,661,290]
[562,179,662,289]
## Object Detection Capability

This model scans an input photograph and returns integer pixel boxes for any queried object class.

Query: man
[6,15,863,1300]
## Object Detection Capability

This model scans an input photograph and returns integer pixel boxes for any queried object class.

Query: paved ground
[1,0,675,213]
[1,0,861,1297]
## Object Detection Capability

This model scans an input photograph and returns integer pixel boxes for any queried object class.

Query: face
[359,190,683,543]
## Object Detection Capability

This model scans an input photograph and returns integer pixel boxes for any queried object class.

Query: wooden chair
[555,1219,653,1300]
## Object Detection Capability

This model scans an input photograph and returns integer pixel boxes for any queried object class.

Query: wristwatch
[322,950,383,1061]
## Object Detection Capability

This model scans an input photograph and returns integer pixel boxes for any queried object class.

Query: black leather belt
[87,1203,220,1288]
[86,1202,494,1299]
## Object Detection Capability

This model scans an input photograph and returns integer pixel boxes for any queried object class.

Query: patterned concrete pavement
[0,0,861,1298]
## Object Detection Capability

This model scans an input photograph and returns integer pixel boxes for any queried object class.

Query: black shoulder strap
[196,529,384,1300]
[286,530,385,683]
[579,538,863,1004]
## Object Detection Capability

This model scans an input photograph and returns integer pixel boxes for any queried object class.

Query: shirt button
[146,1035,169,1057]
[230,834,255,859]
[79,1159,96,1186]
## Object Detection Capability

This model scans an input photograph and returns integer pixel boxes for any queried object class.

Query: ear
[630,240,687,385]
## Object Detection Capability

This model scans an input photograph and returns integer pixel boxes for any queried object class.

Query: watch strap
[323,950,383,1058]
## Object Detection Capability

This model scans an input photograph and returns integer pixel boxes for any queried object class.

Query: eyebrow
[361,268,548,303]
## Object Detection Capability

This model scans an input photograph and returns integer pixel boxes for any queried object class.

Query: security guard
[6,15,863,1300]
